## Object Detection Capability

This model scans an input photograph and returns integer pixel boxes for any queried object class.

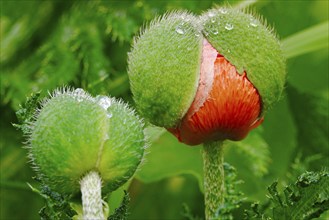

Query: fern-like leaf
[245,170,329,220]
[13,92,40,135]
[28,183,76,220]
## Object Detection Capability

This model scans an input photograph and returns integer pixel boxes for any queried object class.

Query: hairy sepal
[201,7,286,112]
[128,11,203,128]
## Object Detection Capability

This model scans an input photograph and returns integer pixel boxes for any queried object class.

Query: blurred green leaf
[0,1,54,64]
[282,21,329,59]
[136,131,203,189]
[225,127,272,201]
[226,127,271,178]
[286,85,329,170]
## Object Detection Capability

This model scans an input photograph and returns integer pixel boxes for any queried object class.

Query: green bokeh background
[0,0,328,219]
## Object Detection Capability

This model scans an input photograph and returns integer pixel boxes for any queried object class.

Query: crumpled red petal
[168,40,263,145]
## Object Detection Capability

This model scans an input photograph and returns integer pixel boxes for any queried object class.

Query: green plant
[1,1,328,219]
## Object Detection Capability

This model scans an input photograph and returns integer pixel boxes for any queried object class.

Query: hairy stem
[203,141,225,220]
[80,171,105,220]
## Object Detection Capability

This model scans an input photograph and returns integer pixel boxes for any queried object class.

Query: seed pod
[128,8,286,145]
[28,88,145,194]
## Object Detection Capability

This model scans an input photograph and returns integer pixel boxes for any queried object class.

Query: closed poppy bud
[128,8,285,145]
[28,88,145,194]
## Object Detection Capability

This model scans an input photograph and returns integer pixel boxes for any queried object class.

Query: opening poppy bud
[128,8,285,145]
[168,40,263,145]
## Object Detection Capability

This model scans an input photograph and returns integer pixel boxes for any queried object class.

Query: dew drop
[96,96,112,110]
[73,88,85,102]
[208,11,215,17]
[175,26,184,35]
[212,29,218,35]
[107,112,113,118]
[211,18,216,23]
[224,23,234,31]
[250,18,258,27]
[104,133,109,141]
[219,8,228,14]
[195,32,201,37]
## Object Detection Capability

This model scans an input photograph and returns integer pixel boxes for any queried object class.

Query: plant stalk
[203,141,225,220]
[80,171,105,220]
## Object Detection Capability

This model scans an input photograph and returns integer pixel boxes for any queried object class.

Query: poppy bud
[28,88,145,194]
[128,8,285,145]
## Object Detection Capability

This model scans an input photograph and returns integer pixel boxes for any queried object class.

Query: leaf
[215,163,245,219]
[108,191,130,220]
[181,203,203,220]
[270,170,329,220]
[13,92,40,135]
[282,21,329,59]
[0,1,54,64]
[225,127,272,201]
[135,131,204,189]
[262,96,297,184]
[27,183,77,220]
[244,170,329,220]
[286,85,329,170]
[226,127,270,177]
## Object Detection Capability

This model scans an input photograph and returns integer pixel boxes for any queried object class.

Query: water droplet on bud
[96,96,112,110]
[219,8,228,14]
[208,11,215,17]
[225,23,234,31]
[250,18,258,27]
[73,88,85,102]
[175,26,185,34]
[212,29,218,35]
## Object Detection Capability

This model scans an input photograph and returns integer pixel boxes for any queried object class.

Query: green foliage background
[0,0,328,219]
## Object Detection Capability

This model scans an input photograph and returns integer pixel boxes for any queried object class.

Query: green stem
[203,141,225,220]
[80,171,105,220]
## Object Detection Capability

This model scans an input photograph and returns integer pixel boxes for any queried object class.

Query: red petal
[169,40,262,145]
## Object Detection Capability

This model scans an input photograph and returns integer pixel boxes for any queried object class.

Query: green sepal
[201,7,286,111]
[128,11,203,128]
[98,98,145,193]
